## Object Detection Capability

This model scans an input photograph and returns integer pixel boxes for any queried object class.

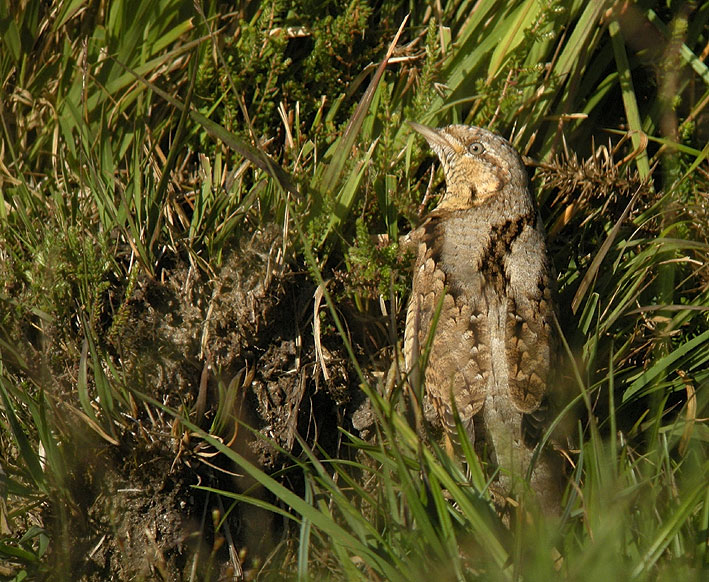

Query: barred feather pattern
[404,123,563,513]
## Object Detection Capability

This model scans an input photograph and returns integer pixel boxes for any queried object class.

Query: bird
[404,121,562,514]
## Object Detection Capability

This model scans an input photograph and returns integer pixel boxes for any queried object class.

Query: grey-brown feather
[404,123,562,513]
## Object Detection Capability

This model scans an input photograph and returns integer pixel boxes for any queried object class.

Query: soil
[27,225,385,581]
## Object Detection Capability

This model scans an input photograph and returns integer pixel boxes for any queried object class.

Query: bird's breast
[432,207,538,296]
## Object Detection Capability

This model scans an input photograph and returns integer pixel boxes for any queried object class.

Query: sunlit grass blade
[318,138,379,246]
[608,18,651,179]
[487,0,543,81]
[298,478,313,582]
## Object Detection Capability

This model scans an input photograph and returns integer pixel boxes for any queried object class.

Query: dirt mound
[34,224,381,579]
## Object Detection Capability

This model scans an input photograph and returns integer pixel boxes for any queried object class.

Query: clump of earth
[32,224,384,580]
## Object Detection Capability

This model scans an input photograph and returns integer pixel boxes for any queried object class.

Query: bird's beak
[407,121,452,151]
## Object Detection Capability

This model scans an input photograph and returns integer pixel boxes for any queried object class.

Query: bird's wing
[504,223,555,414]
[404,218,489,437]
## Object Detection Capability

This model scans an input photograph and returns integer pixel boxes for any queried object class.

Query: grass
[0,0,708,580]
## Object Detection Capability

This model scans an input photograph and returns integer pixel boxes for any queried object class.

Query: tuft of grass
[0,0,707,579]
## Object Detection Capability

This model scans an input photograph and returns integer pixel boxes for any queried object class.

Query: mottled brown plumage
[404,122,561,513]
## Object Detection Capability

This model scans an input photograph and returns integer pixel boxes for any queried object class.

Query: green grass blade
[631,479,707,578]
[0,378,45,493]
[319,15,408,195]
[623,329,709,403]
[608,18,651,179]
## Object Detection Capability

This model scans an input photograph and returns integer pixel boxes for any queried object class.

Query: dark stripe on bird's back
[479,211,536,292]
[423,214,447,266]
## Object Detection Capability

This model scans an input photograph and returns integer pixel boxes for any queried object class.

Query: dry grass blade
[571,187,642,314]
[313,283,330,382]
[677,371,696,457]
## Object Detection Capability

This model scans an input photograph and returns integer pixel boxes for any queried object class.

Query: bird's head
[409,122,528,211]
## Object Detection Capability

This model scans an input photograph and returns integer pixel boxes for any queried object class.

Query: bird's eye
[468,142,484,155]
